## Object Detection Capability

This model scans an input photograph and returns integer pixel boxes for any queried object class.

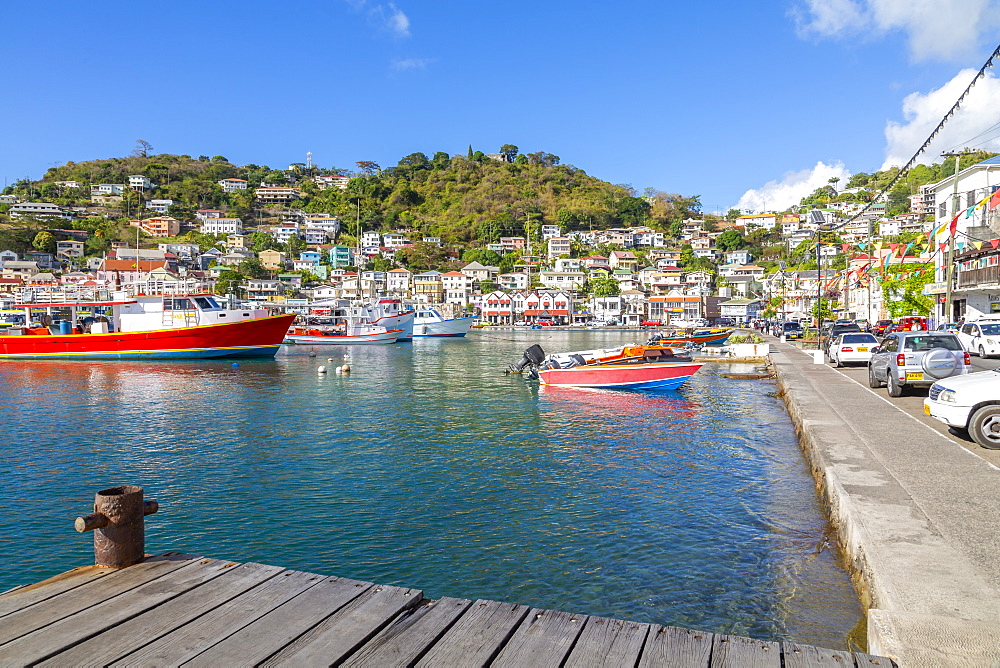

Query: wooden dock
[0,552,894,666]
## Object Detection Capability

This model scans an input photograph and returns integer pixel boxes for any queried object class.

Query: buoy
[335,366,343,374]
[341,364,351,373]
[317,365,327,373]
[309,353,316,358]
[231,363,240,368]
[327,358,333,362]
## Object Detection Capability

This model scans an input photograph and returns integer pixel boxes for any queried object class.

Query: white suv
[924,370,1000,449]
[956,319,1000,358]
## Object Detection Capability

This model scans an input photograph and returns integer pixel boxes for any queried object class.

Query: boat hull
[412,315,477,337]
[0,314,296,360]
[284,328,401,345]
[370,311,415,342]
[537,362,703,390]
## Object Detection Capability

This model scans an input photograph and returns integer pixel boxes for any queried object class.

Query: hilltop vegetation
[5,146,703,248]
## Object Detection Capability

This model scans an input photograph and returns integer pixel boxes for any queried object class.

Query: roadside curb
[769,339,1000,667]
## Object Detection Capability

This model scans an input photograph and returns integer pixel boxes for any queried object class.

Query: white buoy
[317,365,327,373]
[327,358,334,362]
[335,366,343,374]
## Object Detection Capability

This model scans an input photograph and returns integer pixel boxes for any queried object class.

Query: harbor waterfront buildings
[13,154,1000,325]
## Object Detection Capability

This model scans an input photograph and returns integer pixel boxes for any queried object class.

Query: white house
[201,218,244,235]
[218,178,248,193]
[145,199,173,213]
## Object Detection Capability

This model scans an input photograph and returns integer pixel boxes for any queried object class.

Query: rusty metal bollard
[74,485,159,568]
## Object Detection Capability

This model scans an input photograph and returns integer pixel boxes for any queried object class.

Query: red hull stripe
[0,314,295,359]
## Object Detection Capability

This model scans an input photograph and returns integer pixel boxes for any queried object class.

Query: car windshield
[902,335,962,351]
[783,323,801,330]
[842,334,877,343]
[980,324,1000,335]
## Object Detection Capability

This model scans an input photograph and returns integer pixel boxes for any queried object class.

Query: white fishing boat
[412,308,476,337]
[284,304,402,345]
[357,298,415,341]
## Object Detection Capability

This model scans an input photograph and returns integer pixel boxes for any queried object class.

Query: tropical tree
[32,230,56,253]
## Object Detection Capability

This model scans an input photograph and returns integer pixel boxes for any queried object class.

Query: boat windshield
[193,296,222,311]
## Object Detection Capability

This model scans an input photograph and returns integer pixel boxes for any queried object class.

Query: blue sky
[3,0,1000,214]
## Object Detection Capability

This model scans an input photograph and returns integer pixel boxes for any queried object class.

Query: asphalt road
[814,347,1000,468]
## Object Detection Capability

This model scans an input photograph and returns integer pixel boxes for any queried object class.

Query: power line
[827,41,1000,232]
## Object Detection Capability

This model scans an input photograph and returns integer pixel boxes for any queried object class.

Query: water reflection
[0,333,860,649]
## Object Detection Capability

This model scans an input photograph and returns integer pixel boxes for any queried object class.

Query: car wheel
[969,405,1000,449]
[980,345,990,360]
[887,372,904,397]
[834,353,843,368]
[868,364,883,388]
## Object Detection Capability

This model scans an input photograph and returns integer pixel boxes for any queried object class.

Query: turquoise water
[0,331,861,648]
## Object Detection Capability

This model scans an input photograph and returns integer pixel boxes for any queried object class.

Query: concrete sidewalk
[768,337,1000,667]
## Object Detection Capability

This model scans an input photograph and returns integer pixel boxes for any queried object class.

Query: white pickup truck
[924,370,1000,449]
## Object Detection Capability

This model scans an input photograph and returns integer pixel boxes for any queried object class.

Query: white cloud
[346,0,411,38]
[793,0,1000,61]
[390,57,431,71]
[882,70,1000,169]
[386,3,410,37]
[735,161,852,212]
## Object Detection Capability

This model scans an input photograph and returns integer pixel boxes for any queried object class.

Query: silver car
[868,331,971,397]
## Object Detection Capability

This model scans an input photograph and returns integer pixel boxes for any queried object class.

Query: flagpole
[943,151,972,324]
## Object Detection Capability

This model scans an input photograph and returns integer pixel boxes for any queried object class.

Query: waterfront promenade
[769,337,1000,666]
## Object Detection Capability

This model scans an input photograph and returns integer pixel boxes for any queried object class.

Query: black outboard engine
[506,344,546,375]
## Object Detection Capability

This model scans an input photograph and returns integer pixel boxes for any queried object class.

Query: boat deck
[0,552,894,666]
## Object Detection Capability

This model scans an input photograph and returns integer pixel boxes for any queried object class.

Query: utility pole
[942,151,974,323]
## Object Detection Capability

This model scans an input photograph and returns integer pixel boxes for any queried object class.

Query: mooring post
[74,485,158,568]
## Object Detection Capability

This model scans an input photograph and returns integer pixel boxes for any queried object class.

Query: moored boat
[412,308,476,337]
[283,324,402,345]
[0,289,294,360]
[507,343,702,390]
[357,298,415,341]
[652,328,732,346]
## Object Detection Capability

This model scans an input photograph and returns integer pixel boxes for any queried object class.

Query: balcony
[958,266,1000,289]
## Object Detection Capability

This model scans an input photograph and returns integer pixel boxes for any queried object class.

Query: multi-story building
[328,246,354,268]
[145,199,173,213]
[314,175,350,190]
[498,271,529,291]
[259,250,289,271]
[547,237,571,259]
[441,271,472,305]
[500,237,527,253]
[91,183,125,196]
[256,186,302,203]
[481,290,515,324]
[387,268,412,296]
[218,178,248,193]
[9,202,71,219]
[128,175,153,191]
[55,240,85,259]
[538,269,585,292]
[131,216,180,237]
[200,218,244,236]
[413,270,444,303]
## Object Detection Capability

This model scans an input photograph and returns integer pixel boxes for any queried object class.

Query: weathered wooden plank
[492,608,586,667]
[341,596,473,667]
[0,565,109,619]
[416,599,530,667]
[0,558,236,665]
[782,641,857,667]
[38,562,285,668]
[639,625,713,668]
[853,652,897,667]
[710,633,781,668]
[113,569,325,666]
[564,615,650,668]
[0,553,199,647]
[264,583,422,666]
[184,576,374,667]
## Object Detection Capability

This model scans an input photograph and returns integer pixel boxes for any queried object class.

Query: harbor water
[0,330,862,648]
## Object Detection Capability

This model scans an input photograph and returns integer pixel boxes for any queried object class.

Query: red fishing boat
[0,287,295,360]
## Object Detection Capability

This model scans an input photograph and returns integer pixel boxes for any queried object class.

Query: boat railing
[15,280,212,305]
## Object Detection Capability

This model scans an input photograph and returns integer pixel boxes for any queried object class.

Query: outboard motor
[506,344,546,375]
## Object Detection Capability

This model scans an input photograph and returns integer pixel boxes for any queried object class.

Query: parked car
[641,319,661,327]
[924,370,1000,449]
[956,319,1000,358]
[874,320,893,335]
[936,322,960,334]
[779,321,804,339]
[827,332,879,367]
[537,319,554,326]
[868,331,971,397]
[822,323,862,352]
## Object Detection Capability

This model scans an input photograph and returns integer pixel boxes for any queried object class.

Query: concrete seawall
[769,340,1000,666]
